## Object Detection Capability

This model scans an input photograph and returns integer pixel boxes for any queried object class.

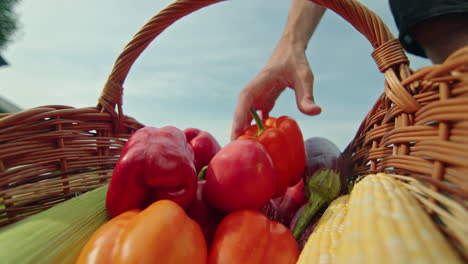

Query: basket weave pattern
[0,106,143,226]
[0,0,228,227]
[311,0,468,257]
[1,0,467,259]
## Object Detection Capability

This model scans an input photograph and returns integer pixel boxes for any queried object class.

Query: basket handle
[312,0,395,49]
[98,0,225,130]
[311,0,421,113]
[99,0,420,131]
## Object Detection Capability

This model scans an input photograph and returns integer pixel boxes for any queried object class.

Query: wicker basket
[0,0,467,259]
[311,0,468,258]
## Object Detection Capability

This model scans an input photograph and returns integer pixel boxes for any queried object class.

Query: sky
[0,0,431,150]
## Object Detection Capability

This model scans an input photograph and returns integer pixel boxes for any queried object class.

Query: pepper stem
[249,107,265,137]
[198,166,208,180]
[292,169,341,239]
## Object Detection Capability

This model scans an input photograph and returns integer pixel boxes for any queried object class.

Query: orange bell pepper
[208,209,300,264]
[76,200,207,264]
[239,108,306,197]
[76,210,140,264]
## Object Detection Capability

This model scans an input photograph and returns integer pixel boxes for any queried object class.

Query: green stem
[198,166,208,181]
[292,169,342,239]
[249,107,265,137]
[292,193,326,239]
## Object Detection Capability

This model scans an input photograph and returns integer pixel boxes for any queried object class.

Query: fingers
[231,64,320,142]
[231,53,321,141]
[294,65,322,116]
[230,73,277,141]
[231,90,253,141]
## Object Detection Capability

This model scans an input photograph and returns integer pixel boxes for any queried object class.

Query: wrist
[279,0,326,52]
[279,31,309,51]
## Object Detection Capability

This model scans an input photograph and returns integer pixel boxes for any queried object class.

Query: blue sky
[1,0,430,150]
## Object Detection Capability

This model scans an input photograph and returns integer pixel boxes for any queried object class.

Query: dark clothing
[389,0,468,57]
[0,56,7,67]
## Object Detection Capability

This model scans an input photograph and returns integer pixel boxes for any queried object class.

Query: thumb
[294,67,321,116]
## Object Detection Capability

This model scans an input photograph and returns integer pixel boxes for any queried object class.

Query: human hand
[230,38,322,140]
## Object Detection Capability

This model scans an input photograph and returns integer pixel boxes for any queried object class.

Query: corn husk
[0,185,109,264]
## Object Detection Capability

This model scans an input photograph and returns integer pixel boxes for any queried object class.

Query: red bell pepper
[239,109,306,198]
[106,126,198,218]
[204,139,275,213]
[187,180,225,248]
[184,128,222,173]
[209,209,300,264]
[261,178,307,227]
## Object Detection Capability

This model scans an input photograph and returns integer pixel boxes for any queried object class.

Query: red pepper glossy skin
[209,210,300,264]
[262,179,307,227]
[106,126,197,218]
[239,115,306,198]
[274,177,307,210]
[187,180,225,248]
[204,140,275,213]
[184,128,222,173]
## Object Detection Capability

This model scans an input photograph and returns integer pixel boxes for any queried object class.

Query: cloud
[1,0,432,153]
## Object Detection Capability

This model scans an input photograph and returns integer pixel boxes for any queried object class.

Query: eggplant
[303,137,347,195]
[260,179,307,226]
[289,205,325,250]
[291,137,345,239]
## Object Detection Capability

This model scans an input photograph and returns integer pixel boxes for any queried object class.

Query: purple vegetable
[261,179,307,227]
[303,137,346,195]
[261,199,281,221]
[289,205,325,249]
[292,137,344,239]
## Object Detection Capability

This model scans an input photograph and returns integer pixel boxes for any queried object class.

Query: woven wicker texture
[1,0,467,259]
[311,0,468,258]
[0,0,224,227]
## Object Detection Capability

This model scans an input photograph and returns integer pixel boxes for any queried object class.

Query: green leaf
[0,185,109,264]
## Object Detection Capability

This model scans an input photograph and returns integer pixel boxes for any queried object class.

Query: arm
[231,0,326,140]
[282,0,326,50]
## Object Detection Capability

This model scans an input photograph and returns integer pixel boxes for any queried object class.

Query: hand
[230,38,322,140]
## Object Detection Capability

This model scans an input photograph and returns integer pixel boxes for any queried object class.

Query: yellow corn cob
[297,195,349,264]
[335,173,462,264]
